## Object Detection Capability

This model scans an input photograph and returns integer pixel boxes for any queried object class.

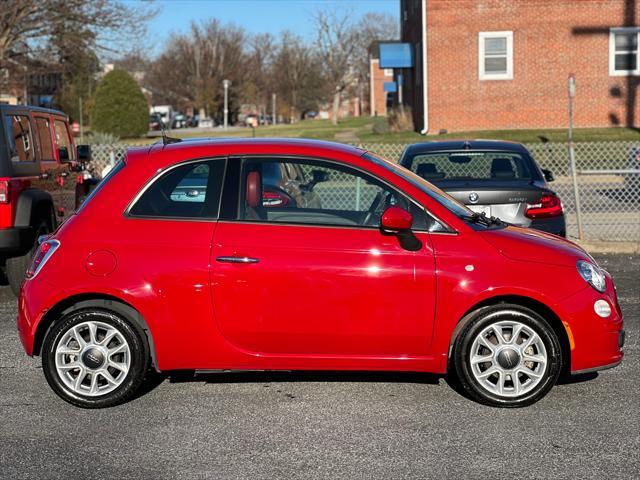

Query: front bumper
[560,277,624,374]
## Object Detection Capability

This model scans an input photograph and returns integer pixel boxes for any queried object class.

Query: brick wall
[370,58,394,116]
[403,0,640,132]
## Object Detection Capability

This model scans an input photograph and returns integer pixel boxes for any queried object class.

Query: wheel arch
[33,293,158,370]
[448,294,571,375]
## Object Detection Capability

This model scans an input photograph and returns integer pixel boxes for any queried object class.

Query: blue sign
[383,82,397,93]
[379,43,413,68]
[396,74,404,85]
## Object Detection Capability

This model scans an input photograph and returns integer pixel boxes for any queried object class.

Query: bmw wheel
[452,304,562,407]
[42,309,149,408]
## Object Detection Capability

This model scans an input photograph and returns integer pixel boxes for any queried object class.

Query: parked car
[172,113,188,129]
[399,140,566,236]
[0,104,93,295]
[18,139,623,409]
[197,118,215,129]
[148,113,162,131]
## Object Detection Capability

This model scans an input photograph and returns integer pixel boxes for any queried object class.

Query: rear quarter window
[4,114,35,162]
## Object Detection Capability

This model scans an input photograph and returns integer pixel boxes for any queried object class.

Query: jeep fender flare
[14,188,56,231]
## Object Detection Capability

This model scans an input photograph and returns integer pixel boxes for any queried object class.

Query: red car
[17,139,624,408]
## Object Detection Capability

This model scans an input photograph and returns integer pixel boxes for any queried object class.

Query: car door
[211,156,436,357]
[122,158,226,368]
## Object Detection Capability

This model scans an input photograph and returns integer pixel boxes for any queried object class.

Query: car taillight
[26,240,60,279]
[0,180,9,203]
[263,190,289,207]
[525,194,563,219]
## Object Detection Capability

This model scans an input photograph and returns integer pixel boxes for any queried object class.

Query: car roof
[146,137,366,161]
[0,104,67,117]
[402,139,529,155]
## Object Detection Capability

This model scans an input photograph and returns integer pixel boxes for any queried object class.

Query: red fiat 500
[17,139,624,408]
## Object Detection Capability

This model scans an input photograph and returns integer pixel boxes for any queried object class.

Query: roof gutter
[420,0,429,135]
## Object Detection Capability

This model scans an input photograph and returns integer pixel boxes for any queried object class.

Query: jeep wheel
[6,221,48,297]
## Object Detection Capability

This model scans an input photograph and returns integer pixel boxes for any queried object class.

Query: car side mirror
[542,168,554,182]
[380,206,413,232]
[312,169,329,184]
[303,169,330,191]
[77,144,91,162]
[380,206,422,251]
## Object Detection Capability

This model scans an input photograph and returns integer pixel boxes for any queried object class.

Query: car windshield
[405,150,534,182]
[363,152,473,219]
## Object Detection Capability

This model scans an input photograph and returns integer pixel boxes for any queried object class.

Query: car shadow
[130,369,599,404]
[557,371,599,385]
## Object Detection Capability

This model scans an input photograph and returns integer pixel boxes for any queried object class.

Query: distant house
[400,0,640,133]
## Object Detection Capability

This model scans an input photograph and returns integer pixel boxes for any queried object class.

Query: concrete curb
[576,240,640,254]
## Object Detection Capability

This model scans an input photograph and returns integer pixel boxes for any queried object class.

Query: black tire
[42,309,150,408]
[6,220,49,297]
[451,304,562,408]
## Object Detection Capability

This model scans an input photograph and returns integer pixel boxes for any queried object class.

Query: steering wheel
[361,191,386,226]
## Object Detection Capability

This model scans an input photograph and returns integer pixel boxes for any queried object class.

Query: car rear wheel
[42,309,149,408]
[452,304,562,407]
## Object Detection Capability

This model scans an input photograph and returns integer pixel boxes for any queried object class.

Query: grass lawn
[123,117,640,145]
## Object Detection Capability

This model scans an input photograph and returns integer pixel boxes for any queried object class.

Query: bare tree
[0,0,156,63]
[353,12,399,114]
[146,20,247,120]
[314,10,358,125]
[271,32,324,122]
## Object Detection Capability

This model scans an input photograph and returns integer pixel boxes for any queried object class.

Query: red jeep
[0,105,92,295]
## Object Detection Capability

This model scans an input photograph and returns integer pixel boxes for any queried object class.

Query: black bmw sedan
[399,140,566,236]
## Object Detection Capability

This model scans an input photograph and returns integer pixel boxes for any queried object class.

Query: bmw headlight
[577,260,606,292]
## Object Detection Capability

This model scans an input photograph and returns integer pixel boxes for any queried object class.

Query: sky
[133,0,399,54]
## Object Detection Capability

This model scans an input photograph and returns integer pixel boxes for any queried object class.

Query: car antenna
[159,118,182,145]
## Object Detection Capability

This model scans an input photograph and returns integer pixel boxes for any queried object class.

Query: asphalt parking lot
[1,253,638,479]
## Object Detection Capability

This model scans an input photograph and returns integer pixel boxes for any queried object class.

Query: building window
[479,31,513,80]
[383,68,393,77]
[610,27,640,76]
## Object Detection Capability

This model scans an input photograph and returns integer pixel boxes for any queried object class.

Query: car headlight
[577,260,606,292]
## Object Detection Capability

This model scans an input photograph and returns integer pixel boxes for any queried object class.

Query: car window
[4,114,35,162]
[240,158,431,230]
[53,119,75,161]
[407,150,533,181]
[35,117,55,161]
[129,159,225,218]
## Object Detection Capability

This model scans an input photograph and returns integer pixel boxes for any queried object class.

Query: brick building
[369,45,395,116]
[400,0,640,133]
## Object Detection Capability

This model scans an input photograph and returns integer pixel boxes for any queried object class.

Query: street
[1,253,638,479]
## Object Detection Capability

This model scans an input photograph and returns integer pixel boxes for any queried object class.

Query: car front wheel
[42,309,149,408]
[452,304,562,407]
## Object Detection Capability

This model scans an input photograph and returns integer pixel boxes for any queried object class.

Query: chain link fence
[90,141,640,242]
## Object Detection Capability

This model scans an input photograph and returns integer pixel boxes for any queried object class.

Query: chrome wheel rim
[469,312,548,398]
[55,320,131,397]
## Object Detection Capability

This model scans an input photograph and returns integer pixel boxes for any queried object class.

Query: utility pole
[567,73,584,240]
[223,79,231,130]
[79,96,84,143]
[272,93,277,126]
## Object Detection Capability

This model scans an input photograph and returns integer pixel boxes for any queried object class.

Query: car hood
[480,225,592,267]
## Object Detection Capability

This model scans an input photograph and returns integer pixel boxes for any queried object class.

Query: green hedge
[91,70,147,138]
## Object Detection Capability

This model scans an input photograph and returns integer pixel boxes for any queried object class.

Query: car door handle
[216,256,260,264]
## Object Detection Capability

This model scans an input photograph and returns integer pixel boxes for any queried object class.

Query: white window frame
[609,27,640,76]
[383,68,393,77]
[478,31,513,81]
